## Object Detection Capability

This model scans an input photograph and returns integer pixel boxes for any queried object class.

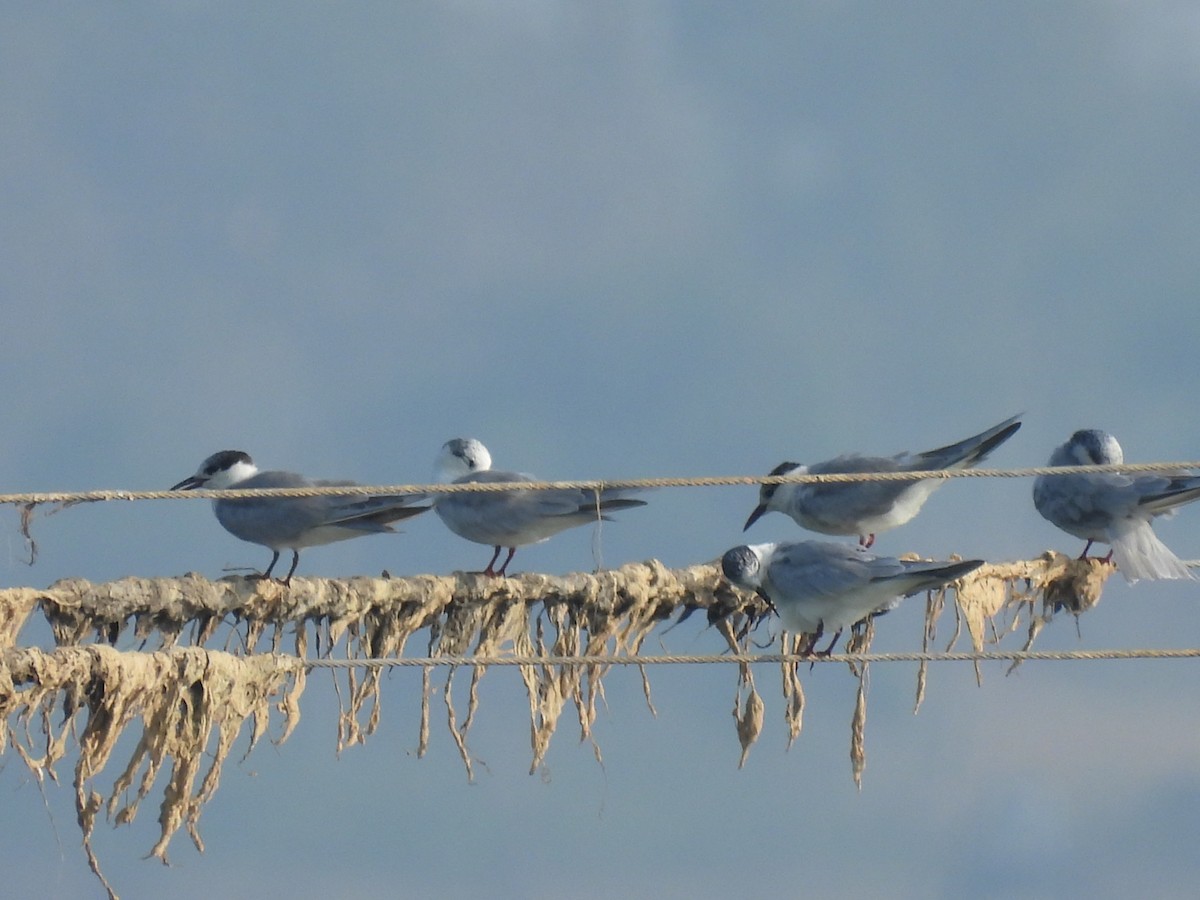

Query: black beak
[743,503,767,532]
[170,476,205,491]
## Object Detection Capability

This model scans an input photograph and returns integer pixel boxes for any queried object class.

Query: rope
[295,647,1200,670]
[2,460,1198,505]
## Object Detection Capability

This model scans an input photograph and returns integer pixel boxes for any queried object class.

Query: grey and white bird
[433,438,647,576]
[1032,429,1200,582]
[744,414,1022,547]
[721,540,984,653]
[171,450,430,583]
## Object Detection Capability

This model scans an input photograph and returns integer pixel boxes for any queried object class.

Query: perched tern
[1033,429,1200,582]
[433,438,647,576]
[721,539,984,653]
[171,450,430,583]
[745,414,1022,547]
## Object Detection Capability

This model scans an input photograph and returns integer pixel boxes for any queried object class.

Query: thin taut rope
[1,460,1198,505]
[295,647,1200,670]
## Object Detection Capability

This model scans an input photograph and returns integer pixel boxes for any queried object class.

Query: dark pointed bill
[743,503,767,531]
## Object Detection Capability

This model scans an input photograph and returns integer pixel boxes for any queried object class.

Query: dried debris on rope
[0,645,302,900]
[917,551,1115,701]
[0,553,1113,897]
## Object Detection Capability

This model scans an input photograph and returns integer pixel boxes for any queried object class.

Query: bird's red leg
[483,546,503,577]
[281,550,301,586]
[814,628,843,657]
[494,547,517,577]
[800,622,823,656]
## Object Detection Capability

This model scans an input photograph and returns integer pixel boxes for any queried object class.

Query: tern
[745,414,1022,547]
[171,450,429,583]
[1033,429,1200,582]
[721,539,984,654]
[433,438,646,576]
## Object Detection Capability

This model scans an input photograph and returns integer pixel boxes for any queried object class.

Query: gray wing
[910,414,1022,470]
[764,541,912,633]
[1135,475,1200,517]
[767,541,900,600]
[889,558,985,595]
[800,455,914,525]
[215,472,326,540]
[767,542,970,600]
[1035,457,1200,538]
[310,479,430,529]
[436,470,644,545]
[215,472,426,547]
[1033,471,1143,538]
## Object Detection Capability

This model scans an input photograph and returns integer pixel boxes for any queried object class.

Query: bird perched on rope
[432,438,647,577]
[721,539,984,655]
[744,414,1022,547]
[171,450,430,584]
[1033,429,1200,582]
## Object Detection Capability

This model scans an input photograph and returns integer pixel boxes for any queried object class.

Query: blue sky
[3,3,1200,897]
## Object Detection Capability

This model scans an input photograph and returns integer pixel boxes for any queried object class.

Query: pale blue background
[3,3,1200,898]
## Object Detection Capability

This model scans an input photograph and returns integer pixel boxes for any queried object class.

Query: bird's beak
[170,476,204,491]
[743,504,767,531]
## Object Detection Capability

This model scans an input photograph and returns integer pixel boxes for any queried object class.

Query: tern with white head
[433,438,646,576]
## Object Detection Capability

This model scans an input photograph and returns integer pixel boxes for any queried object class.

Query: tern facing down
[744,414,1022,547]
[1032,429,1200,582]
[721,540,984,654]
[433,438,647,576]
[171,450,430,583]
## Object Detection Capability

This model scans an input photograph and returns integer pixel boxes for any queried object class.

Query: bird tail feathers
[1139,484,1200,516]
[595,489,649,513]
[1109,521,1194,582]
[887,559,985,595]
[919,414,1022,469]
